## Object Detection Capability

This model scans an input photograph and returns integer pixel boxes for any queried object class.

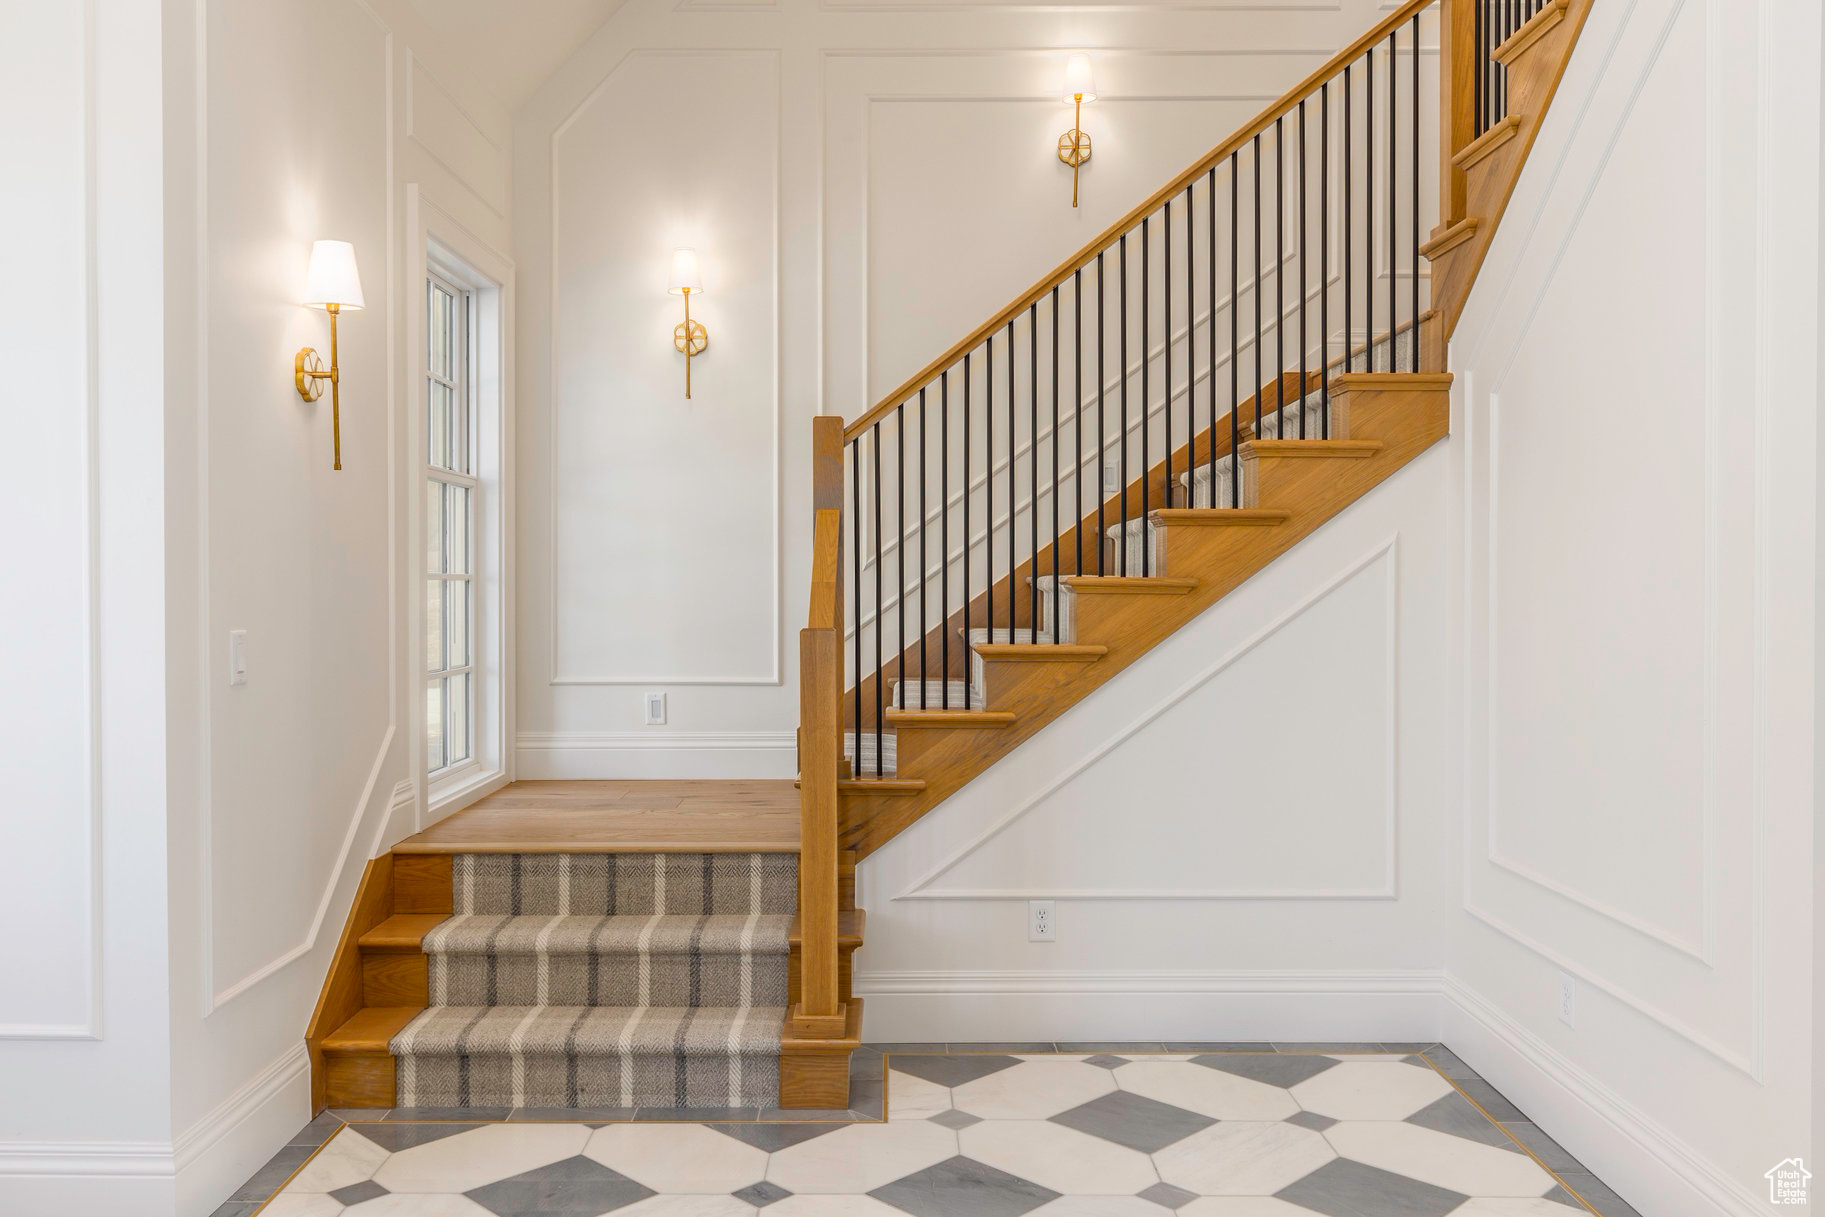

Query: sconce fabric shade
[1063,54,1097,102]
[302,240,366,311]
[668,248,705,295]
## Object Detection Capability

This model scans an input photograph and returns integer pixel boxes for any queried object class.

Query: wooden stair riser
[1495,1,1575,117]
[889,718,1016,774]
[974,648,1105,712]
[1064,584,1200,645]
[363,951,428,1007]
[395,854,453,914]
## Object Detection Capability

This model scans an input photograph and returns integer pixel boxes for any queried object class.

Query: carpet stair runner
[388,851,795,1109]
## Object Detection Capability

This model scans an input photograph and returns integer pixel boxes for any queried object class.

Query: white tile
[1178,1200,1328,1216]
[585,1123,768,1193]
[372,1123,591,1194]
[765,1119,956,1194]
[1030,1198,1174,1216]
[959,1120,1158,1195]
[1288,1061,1454,1120]
[342,1195,494,1216]
[1452,1201,1596,1216]
[1323,1122,1559,1197]
[763,1197,907,1216]
[886,1068,953,1120]
[287,1127,389,1192]
[259,1196,346,1217]
[1115,1060,1299,1121]
[950,1058,1117,1119]
[1153,1121,1336,1195]
[615,1195,761,1216]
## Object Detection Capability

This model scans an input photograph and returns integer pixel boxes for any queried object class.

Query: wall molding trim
[899,537,1400,901]
[516,731,797,780]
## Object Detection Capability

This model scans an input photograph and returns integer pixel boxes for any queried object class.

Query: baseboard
[0,1143,175,1217]
[515,731,797,779]
[173,1042,311,1217]
[853,969,1446,1043]
[1442,977,1765,1217]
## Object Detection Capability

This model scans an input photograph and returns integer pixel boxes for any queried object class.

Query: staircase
[308,0,1591,1112]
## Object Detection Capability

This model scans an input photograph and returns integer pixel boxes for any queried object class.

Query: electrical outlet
[1103,463,1120,494]
[644,692,667,726]
[1557,972,1577,1027]
[1028,899,1055,942]
[228,630,248,687]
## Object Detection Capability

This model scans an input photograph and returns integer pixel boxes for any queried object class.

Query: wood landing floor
[394,780,802,853]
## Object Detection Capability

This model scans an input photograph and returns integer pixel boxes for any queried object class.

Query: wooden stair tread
[788,910,866,947]
[1149,508,1290,527]
[884,709,1017,728]
[1331,372,1454,390]
[324,1006,420,1053]
[358,914,446,951]
[1493,0,1570,64]
[972,643,1107,662]
[1059,576,1200,594]
[1421,217,1480,259]
[1452,115,1522,171]
[1243,439,1383,459]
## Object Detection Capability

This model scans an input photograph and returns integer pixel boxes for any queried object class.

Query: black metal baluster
[1051,287,1060,643]
[1119,234,1129,575]
[1164,199,1173,512]
[1412,13,1422,371]
[851,437,862,770]
[961,354,970,709]
[941,372,951,710]
[896,404,905,714]
[1322,81,1331,438]
[1299,98,1308,437]
[1097,251,1107,575]
[872,424,883,776]
[1074,268,1083,586]
[1007,317,1017,636]
[1185,183,1194,500]
[1275,116,1285,431]
[986,334,994,639]
[1366,45,1375,371]
[1029,303,1039,640]
[1230,153,1240,508]
[1253,134,1262,436]
[1389,28,1397,371]
[920,387,928,709]
[1207,166,1218,489]
[1141,215,1150,576]
[1345,64,1353,374]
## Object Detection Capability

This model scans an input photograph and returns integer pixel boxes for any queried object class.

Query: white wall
[0,0,178,1211]
[153,1,514,1214]
[855,443,1452,1040]
[1440,0,1820,1214]
[512,0,1437,778]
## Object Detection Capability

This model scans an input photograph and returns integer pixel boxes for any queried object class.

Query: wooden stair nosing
[883,708,1017,729]
[1493,0,1570,65]
[1149,508,1290,528]
[1452,115,1523,172]
[799,776,928,794]
[358,914,446,952]
[324,1005,421,1055]
[1058,576,1200,595]
[1329,372,1455,392]
[1421,217,1480,260]
[972,642,1107,662]
[788,909,866,948]
[1242,439,1383,459]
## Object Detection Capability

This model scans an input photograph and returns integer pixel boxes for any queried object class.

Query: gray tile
[1192,1051,1339,1089]
[872,1042,950,1052]
[1543,1183,1590,1209]
[511,1107,639,1122]
[1554,1173,1644,1217]
[1056,1041,1166,1052]
[928,1109,982,1130]
[1423,1046,1482,1081]
[387,1106,513,1121]
[1136,1181,1199,1210]
[1454,1078,1525,1122]
[466,1154,656,1216]
[889,1053,1023,1089]
[356,1122,485,1152]
[330,1180,390,1206]
[330,1108,392,1121]
[733,1180,794,1207]
[1163,1041,1274,1052]
[757,1106,865,1121]
[1271,1041,1383,1052]
[1380,1042,1439,1052]
[288,1112,346,1146]
[1405,1092,1521,1152]
[228,1144,316,1200]
[635,1106,758,1121]
[1049,1089,1214,1154]
[869,1154,1061,1217]
[1081,1054,1128,1070]
[1501,1120,1585,1172]
[950,1042,1057,1053]
[1275,1157,1469,1217]
[207,1204,260,1217]
[709,1122,843,1152]
[1285,1110,1337,1132]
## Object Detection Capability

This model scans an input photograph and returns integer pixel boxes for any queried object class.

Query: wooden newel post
[793,415,848,1040]
[1439,0,1476,229]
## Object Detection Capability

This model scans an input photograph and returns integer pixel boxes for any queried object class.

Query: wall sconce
[668,248,708,399]
[294,239,366,470]
[1058,54,1096,208]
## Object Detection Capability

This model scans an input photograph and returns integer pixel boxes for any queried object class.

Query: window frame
[425,269,479,785]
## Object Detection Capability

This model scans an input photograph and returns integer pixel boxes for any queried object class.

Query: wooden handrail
[844,0,1438,441]
[794,416,847,1040]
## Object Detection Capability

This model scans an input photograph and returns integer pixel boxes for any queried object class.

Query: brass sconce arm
[295,302,346,469]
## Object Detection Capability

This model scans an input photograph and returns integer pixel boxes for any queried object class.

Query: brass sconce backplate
[673,320,708,358]
[295,347,327,402]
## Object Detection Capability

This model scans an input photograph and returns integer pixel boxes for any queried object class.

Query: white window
[426,271,476,776]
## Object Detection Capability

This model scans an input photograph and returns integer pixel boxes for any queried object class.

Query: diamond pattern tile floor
[246,1049,1632,1216]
